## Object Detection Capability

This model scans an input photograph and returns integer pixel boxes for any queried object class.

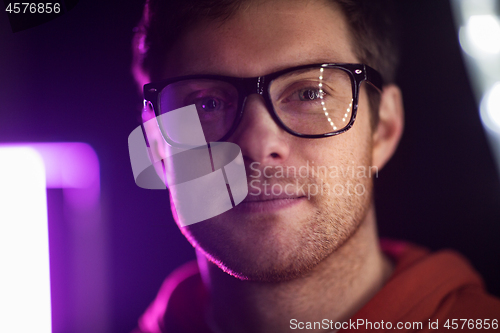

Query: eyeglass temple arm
[364,65,384,92]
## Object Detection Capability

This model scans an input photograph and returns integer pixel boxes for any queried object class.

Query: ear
[372,84,404,170]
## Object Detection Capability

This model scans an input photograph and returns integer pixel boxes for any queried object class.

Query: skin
[145,0,404,331]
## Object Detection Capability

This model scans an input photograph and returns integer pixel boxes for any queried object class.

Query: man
[130,0,500,332]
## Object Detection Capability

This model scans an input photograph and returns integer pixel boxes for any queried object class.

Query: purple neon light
[4,143,100,208]
[0,142,109,332]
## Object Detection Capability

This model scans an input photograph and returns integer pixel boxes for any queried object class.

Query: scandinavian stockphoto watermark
[128,105,380,225]
[248,161,379,199]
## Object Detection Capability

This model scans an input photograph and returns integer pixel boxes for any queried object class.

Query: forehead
[161,0,358,79]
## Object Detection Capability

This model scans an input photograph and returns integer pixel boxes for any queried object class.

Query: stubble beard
[178,158,374,283]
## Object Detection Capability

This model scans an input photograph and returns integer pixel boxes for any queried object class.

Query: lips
[234,187,307,213]
[243,192,304,203]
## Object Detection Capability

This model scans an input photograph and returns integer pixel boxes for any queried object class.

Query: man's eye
[298,88,323,101]
[196,97,224,112]
[282,87,326,103]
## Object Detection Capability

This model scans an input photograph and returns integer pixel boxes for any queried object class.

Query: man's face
[161,0,376,281]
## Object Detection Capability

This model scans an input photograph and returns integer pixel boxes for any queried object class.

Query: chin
[179,186,372,282]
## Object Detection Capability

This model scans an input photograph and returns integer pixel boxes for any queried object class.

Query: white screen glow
[466,15,500,55]
[0,147,52,333]
[482,82,500,131]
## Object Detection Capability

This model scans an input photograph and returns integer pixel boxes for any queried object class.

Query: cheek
[291,121,372,170]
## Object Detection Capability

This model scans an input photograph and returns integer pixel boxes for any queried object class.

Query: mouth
[243,193,304,202]
[236,192,307,213]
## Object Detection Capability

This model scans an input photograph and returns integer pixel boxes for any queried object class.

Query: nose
[228,94,290,166]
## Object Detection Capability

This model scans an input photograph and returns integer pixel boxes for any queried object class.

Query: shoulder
[348,240,500,332]
[135,261,209,333]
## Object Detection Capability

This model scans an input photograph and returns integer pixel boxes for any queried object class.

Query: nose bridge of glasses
[235,76,269,116]
[238,75,277,115]
[237,76,265,98]
[238,90,286,142]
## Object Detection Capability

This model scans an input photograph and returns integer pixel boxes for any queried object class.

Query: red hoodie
[134,241,500,332]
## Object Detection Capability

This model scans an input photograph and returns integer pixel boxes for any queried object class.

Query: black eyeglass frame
[143,63,383,144]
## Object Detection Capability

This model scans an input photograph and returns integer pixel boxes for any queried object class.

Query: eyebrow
[276,67,324,80]
[166,57,346,79]
[265,56,346,75]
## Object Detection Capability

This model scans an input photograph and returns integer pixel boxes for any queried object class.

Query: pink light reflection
[5,142,100,209]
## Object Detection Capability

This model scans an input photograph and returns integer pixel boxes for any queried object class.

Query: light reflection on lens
[481,82,500,132]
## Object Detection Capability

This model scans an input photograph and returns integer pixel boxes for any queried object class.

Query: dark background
[1,1,499,332]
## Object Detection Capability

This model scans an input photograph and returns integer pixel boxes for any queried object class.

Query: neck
[198,205,392,333]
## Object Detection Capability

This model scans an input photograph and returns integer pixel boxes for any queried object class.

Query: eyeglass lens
[158,67,354,143]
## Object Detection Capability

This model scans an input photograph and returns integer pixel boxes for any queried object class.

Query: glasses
[143,63,383,145]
